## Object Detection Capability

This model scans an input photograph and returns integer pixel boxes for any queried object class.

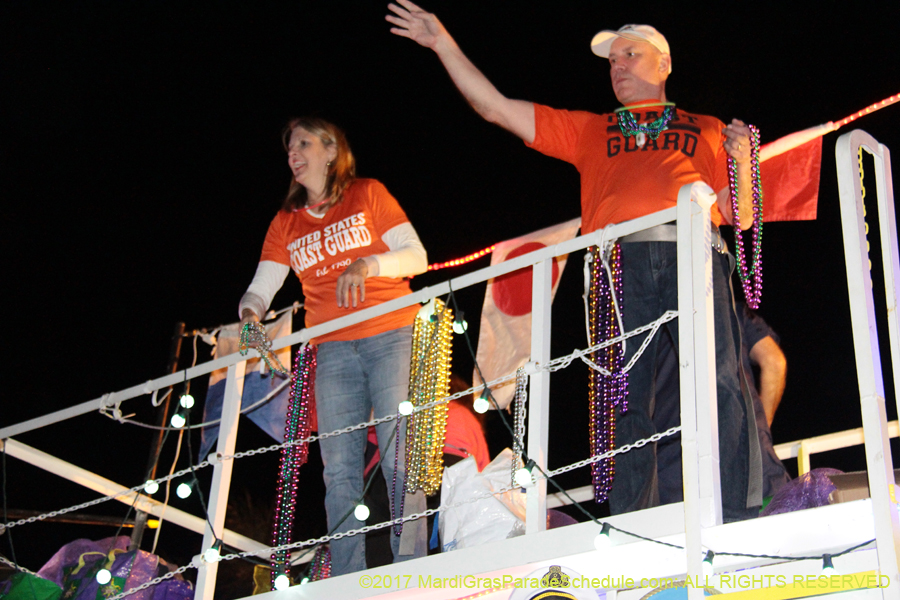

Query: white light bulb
[452,319,468,334]
[300,577,310,585]
[179,394,195,409]
[143,480,159,495]
[593,533,611,550]
[417,301,435,322]
[274,574,291,590]
[514,467,533,487]
[594,523,612,550]
[473,396,489,414]
[398,400,414,416]
[203,544,221,563]
[96,569,112,585]
[170,413,186,428]
[176,482,192,499]
[354,503,370,521]
[702,551,715,577]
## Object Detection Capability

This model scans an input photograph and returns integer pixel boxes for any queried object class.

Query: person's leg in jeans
[315,338,370,576]
[610,242,676,513]
[364,325,428,562]
[611,238,758,519]
[711,252,760,521]
[652,328,684,505]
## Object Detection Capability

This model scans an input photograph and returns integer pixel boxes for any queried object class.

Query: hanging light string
[833,93,899,129]
[7,307,680,540]
[85,307,676,478]
[427,245,496,272]
[7,298,879,593]
[104,435,877,600]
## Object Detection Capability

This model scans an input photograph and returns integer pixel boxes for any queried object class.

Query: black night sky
[3,1,899,595]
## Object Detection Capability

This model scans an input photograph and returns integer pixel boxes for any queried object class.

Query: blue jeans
[608,242,760,522]
[315,325,427,576]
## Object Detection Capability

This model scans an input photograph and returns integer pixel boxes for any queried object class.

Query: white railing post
[835,130,900,598]
[526,258,552,534]
[195,360,247,600]
[677,182,719,600]
[872,142,900,433]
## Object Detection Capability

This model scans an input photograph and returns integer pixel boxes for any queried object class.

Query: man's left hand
[723,119,752,163]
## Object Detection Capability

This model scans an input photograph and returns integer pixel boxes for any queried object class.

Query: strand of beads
[269,346,316,587]
[308,545,331,581]
[240,322,290,377]
[615,105,675,140]
[728,124,764,309]
[405,299,453,497]
[510,367,528,488]
[587,244,628,503]
[391,420,406,538]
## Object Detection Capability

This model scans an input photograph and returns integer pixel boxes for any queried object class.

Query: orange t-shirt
[526,103,729,234]
[443,401,490,471]
[258,178,420,344]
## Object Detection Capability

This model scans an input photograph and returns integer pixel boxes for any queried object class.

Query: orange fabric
[759,137,821,221]
[259,178,420,344]
[443,401,490,471]
[527,103,729,234]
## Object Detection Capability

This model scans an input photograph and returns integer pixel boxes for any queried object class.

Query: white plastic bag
[439,448,526,551]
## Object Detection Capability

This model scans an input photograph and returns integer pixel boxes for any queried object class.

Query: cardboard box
[828,469,899,504]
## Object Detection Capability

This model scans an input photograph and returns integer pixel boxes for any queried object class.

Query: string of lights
[833,93,899,129]
[426,245,496,272]
[6,259,890,591]
[104,427,879,600]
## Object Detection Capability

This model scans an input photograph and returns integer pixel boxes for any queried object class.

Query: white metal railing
[835,129,900,595]
[2,137,898,599]
[0,192,705,600]
[774,420,900,475]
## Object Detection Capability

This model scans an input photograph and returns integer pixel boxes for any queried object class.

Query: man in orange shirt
[388,2,762,521]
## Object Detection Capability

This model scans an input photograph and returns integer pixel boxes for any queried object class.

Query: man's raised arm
[387,0,535,143]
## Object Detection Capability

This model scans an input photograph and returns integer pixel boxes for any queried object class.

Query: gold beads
[405,299,454,496]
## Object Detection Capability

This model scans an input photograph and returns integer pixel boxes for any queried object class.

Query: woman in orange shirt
[240,117,428,576]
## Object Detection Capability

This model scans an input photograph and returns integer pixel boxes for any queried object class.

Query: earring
[327,161,332,166]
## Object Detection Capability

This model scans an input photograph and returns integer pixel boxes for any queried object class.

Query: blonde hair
[281,117,356,212]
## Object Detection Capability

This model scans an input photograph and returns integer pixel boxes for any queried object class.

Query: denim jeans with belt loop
[315,324,427,576]
[608,229,762,522]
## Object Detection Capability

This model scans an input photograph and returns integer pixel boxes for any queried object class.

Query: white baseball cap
[591,24,672,73]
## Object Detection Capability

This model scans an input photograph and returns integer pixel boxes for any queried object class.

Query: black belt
[619,224,727,253]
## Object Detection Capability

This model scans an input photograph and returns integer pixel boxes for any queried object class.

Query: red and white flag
[474,218,581,409]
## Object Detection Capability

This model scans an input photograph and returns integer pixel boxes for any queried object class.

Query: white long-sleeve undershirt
[238,221,427,319]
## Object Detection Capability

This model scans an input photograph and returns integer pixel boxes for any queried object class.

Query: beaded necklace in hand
[728,124,764,309]
[239,322,290,376]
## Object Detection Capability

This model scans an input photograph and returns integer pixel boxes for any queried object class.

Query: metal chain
[108,424,680,599]
[107,479,524,600]
[547,426,682,477]
[0,554,37,575]
[28,311,680,539]
[545,310,678,374]
[106,563,195,600]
